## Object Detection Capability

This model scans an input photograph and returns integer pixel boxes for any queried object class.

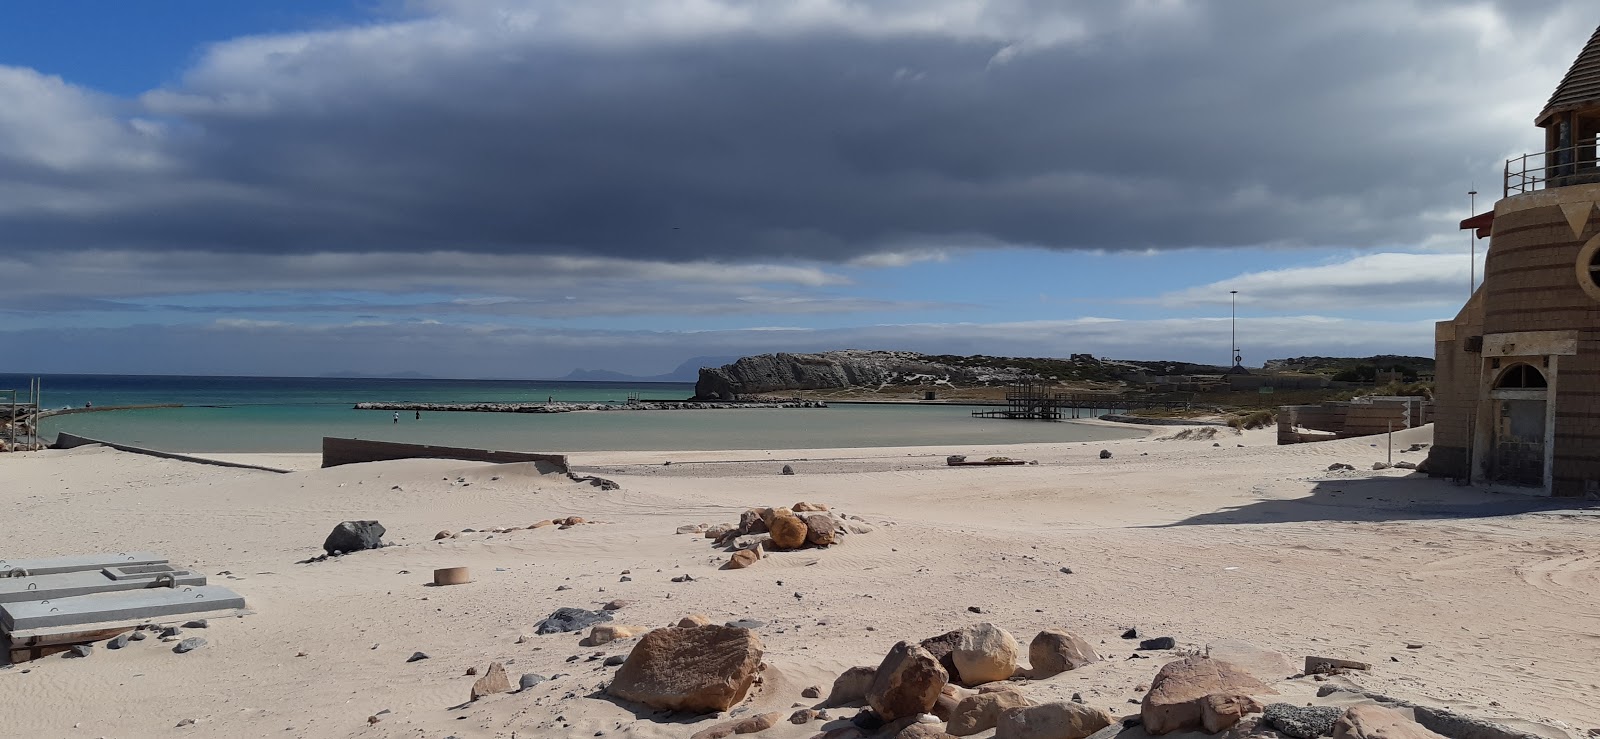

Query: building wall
[1428,291,1483,480]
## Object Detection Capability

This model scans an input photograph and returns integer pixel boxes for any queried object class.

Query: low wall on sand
[321,437,569,472]
[52,432,291,473]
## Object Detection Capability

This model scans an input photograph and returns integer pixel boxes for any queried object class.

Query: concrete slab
[1,586,246,632]
[101,564,190,581]
[0,553,167,577]
[0,569,206,604]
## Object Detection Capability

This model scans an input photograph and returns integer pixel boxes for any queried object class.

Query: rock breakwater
[353,400,826,413]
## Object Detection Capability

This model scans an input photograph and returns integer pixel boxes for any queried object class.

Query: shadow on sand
[1147,474,1597,528]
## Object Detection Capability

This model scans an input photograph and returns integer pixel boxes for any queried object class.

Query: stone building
[1430,26,1600,496]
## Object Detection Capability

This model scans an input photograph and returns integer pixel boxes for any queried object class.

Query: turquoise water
[12,374,1143,453]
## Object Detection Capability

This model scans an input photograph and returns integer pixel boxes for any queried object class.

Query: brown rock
[582,624,639,646]
[803,513,837,547]
[760,506,789,527]
[826,665,877,706]
[739,509,770,535]
[678,523,710,534]
[677,613,712,628]
[561,516,585,526]
[791,708,819,724]
[470,662,511,700]
[529,520,554,528]
[793,501,830,512]
[689,722,736,739]
[948,690,1032,736]
[802,685,823,699]
[606,625,765,713]
[954,623,1019,686]
[1140,657,1275,735]
[815,727,867,739]
[918,630,965,685]
[867,641,948,721]
[768,511,809,550]
[733,712,784,734]
[995,701,1113,739]
[1027,630,1100,678]
[433,530,453,540]
[892,725,959,739]
[706,524,736,539]
[1201,693,1264,733]
[1332,705,1447,739]
[933,691,960,721]
[603,599,631,611]
[726,549,760,569]
[1305,656,1371,674]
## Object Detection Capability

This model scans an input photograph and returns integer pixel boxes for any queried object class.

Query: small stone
[725,619,765,630]
[466,666,478,675]
[183,619,208,629]
[1137,637,1176,650]
[128,631,147,641]
[176,718,196,727]
[677,614,712,627]
[1373,462,1391,470]
[471,662,512,700]
[1059,567,1073,574]
[782,464,795,475]
[802,685,823,699]
[108,632,132,650]
[603,599,631,611]
[536,607,613,635]
[1099,449,1112,459]
[407,651,429,662]
[619,576,632,582]
[1305,656,1371,673]
[791,708,818,724]
[161,627,182,638]
[174,637,206,654]
[604,655,625,666]
[1120,628,1139,639]
[967,606,983,614]
[435,530,453,540]
[519,673,546,690]
[68,644,92,658]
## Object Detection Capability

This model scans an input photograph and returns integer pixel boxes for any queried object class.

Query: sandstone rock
[739,509,770,536]
[679,523,710,534]
[794,501,829,512]
[827,665,878,706]
[868,642,948,721]
[706,524,736,539]
[729,549,762,570]
[470,662,511,700]
[688,722,734,739]
[892,724,959,739]
[843,520,877,535]
[1140,657,1275,735]
[603,599,631,611]
[678,614,712,628]
[1201,693,1264,733]
[768,511,809,550]
[563,516,586,525]
[734,712,784,734]
[792,708,819,724]
[1331,705,1446,739]
[954,623,1019,687]
[606,625,765,714]
[933,692,960,721]
[948,690,1032,736]
[583,624,639,646]
[1028,630,1099,677]
[1205,640,1296,683]
[995,701,1113,739]
[803,513,837,547]
[323,520,385,555]
[536,607,612,635]
[434,530,453,540]
[529,520,554,528]
[918,630,965,686]
[1264,703,1343,739]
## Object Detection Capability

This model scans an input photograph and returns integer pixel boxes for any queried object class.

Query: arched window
[1495,363,1548,389]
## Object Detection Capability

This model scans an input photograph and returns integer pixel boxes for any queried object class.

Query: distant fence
[321,437,569,471]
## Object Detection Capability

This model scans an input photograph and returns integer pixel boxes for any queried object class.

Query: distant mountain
[557,356,738,383]
[318,370,435,379]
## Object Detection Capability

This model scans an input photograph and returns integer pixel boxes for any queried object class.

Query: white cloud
[1158,252,1486,310]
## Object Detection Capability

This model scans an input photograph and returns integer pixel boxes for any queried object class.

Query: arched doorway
[1488,362,1548,487]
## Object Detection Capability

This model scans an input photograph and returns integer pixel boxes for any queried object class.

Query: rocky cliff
[693,350,983,399]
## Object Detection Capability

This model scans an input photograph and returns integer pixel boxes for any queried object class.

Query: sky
[0,0,1594,379]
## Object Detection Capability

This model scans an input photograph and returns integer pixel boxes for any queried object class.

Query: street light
[1468,188,1478,296]
[1230,290,1240,369]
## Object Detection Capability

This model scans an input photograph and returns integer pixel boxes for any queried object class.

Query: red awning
[1459,210,1494,239]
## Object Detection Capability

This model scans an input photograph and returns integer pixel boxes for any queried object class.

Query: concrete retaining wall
[52,433,291,473]
[321,437,568,472]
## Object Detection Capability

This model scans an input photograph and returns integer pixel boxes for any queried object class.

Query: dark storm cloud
[0,0,1593,263]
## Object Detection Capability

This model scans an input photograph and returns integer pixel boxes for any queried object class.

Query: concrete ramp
[0,552,167,577]
[2,585,246,632]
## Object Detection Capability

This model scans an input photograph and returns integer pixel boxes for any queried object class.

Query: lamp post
[1230,290,1239,369]
[1468,188,1478,297]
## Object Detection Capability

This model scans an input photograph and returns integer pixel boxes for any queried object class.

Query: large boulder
[867,641,949,721]
[919,630,965,685]
[948,690,1032,736]
[803,513,837,547]
[767,511,809,550]
[1027,630,1099,677]
[826,665,878,706]
[322,520,385,555]
[606,625,765,714]
[954,623,1019,686]
[995,701,1113,739]
[1332,705,1447,739]
[1140,657,1275,735]
[535,607,613,635]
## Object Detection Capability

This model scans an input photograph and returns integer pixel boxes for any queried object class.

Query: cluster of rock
[353,400,825,413]
[434,516,592,540]
[677,502,875,569]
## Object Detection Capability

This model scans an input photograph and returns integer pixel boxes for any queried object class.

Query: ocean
[5,374,1143,453]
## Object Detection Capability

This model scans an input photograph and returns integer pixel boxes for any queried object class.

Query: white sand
[0,425,1594,738]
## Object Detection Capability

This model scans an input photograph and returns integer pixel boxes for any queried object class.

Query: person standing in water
[415,410,420,420]
[393,412,399,424]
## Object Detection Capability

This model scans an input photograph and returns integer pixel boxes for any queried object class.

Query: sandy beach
[1,423,1595,739]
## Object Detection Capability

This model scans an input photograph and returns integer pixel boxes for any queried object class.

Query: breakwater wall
[353,400,827,413]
